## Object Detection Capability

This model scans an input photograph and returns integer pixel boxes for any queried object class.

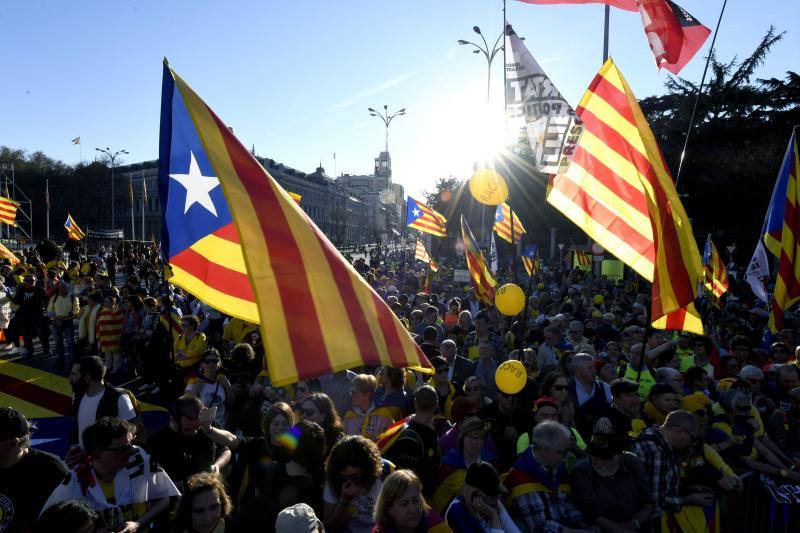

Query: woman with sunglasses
[301,392,345,456]
[540,372,575,428]
[186,349,234,427]
[292,378,320,413]
[323,435,385,533]
[463,376,490,408]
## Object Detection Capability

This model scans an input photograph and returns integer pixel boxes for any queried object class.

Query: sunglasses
[552,385,568,391]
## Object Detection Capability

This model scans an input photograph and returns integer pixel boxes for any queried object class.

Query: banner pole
[603,5,610,62]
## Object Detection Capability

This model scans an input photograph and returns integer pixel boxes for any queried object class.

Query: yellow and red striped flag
[161,62,431,386]
[64,214,85,241]
[493,202,526,244]
[573,248,591,270]
[702,235,728,305]
[0,242,19,266]
[547,58,703,334]
[0,196,19,226]
[522,245,540,277]
[764,129,800,332]
[414,240,432,263]
[406,197,447,237]
[429,260,440,273]
[461,216,496,305]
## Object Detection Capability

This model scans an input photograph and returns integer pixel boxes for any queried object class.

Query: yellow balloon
[495,283,525,316]
[469,168,508,206]
[495,359,527,395]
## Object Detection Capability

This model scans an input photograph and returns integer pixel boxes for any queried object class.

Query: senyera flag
[547,58,703,334]
[461,216,497,305]
[414,239,432,263]
[0,195,19,226]
[637,0,710,75]
[161,60,431,385]
[517,0,637,11]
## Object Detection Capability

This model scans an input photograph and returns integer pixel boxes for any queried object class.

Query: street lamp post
[95,147,128,231]
[368,105,406,157]
[458,26,504,104]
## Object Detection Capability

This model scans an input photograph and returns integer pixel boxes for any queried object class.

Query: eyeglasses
[203,359,219,364]
[101,442,135,454]
[552,385,568,392]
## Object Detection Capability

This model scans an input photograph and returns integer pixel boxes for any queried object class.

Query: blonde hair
[373,469,430,528]
[352,374,378,394]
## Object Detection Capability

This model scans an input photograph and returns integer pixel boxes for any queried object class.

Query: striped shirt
[96,307,124,353]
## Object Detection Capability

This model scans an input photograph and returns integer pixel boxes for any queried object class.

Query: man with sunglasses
[42,416,180,532]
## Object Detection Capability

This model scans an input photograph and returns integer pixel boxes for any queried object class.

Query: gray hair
[571,353,595,371]
[440,339,457,351]
[719,389,750,413]
[739,365,764,381]
[532,421,571,449]
[655,367,680,384]
[569,320,584,332]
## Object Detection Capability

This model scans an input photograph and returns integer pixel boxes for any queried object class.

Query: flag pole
[504,0,519,284]
[674,0,730,188]
[603,5,610,62]
[141,172,146,243]
[45,178,50,240]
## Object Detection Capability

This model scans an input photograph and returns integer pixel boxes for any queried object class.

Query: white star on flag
[170,151,220,216]
[412,208,421,217]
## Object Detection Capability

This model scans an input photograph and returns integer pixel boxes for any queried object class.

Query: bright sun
[400,92,507,195]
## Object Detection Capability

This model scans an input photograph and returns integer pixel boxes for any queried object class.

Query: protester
[372,469,451,533]
[343,374,395,440]
[35,500,100,533]
[171,472,241,533]
[301,392,346,456]
[0,407,69,532]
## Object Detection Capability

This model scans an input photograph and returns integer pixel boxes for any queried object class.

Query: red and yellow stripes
[169,67,430,386]
[414,240,432,263]
[65,214,86,241]
[494,202,526,244]
[769,131,800,332]
[704,239,729,301]
[408,198,448,237]
[0,196,19,226]
[169,222,259,322]
[547,58,702,334]
[461,216,496,305]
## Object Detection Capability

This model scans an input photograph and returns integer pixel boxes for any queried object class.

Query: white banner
[746,239,770,304]
[505,24,582,174]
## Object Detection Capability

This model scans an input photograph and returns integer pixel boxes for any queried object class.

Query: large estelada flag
[0,195,19,226]
[493,202,527,244]
[64,214,85,241]
[406,197,447,237]
[517,0,637,11]
[161,61,431,385]
[159,64,259,324]
[763,129,800,332]
[0,359,166,458]
[547,58,703,334]
[702,235,729,305]
[461,216,497,305]
[637,0,711,75]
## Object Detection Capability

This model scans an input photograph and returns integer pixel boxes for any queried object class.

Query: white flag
[505,24,582,174]
[490,232,498,275]
[746,240,770,303]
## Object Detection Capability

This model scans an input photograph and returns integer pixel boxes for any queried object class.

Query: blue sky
[1,1,798,196]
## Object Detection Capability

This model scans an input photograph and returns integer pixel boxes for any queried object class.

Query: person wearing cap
[571,420,653,532]
[276,503,324,533]
[373,469,451,533]
[41,416,180,532]
[444,460,519,533]
[504,421,588,532]
[594,378,643,450]
[0,407,69,532]
[381,386,442,500]
[642,383,680,427]
[431,417,496,515]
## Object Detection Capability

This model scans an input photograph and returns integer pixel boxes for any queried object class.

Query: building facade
[116,151,399,246]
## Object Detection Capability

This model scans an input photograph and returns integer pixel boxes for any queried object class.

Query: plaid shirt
[509,480,584,533]
[633,426,682,514]
[461,329,505,360]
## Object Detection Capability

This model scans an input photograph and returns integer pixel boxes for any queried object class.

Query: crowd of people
[1,241,800,532]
